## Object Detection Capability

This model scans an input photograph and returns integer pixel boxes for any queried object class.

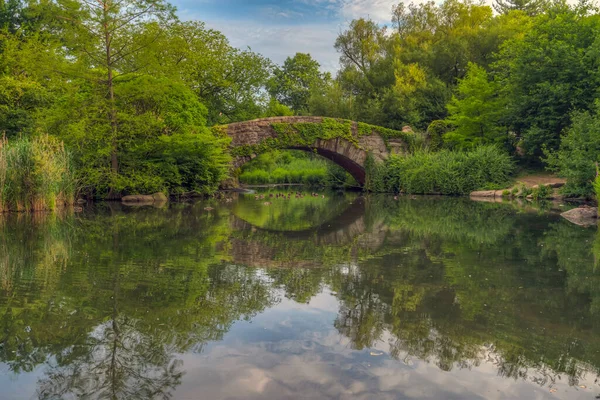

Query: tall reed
[0,134,76,212]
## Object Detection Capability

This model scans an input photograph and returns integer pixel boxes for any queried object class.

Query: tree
[138,21,272,125]
[545,104,600,197]
[494,0,547,16]
[61,0,176,197]
[445,63,506,148]
[494,1,600,160]
[268,53,329,113]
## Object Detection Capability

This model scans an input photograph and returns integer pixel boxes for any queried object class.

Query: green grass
[0,135,76,212]
[239,150,356,188]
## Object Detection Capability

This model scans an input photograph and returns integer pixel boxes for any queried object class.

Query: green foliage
[595,169,600,212]
[445,63,507,149]
[495,2,600,160]
[0,134,75,211]
[268,53,329,113]
[494,0,547,15]
[426,120,450,151]
[531,184,552,200]
[141,20,273,125]
[50,75,230,196]
[239,150,355,187]
[263,98,294,117]
[545,105,600,197]
[369,145,514,195]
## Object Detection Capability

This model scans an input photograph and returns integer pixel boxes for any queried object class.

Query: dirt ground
[514,173,566,187]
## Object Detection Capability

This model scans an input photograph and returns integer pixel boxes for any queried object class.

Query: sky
[171,0,401,71]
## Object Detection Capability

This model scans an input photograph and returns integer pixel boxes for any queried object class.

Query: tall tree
[494,0,547,16]
[138,21,272,124]
[445,62,506,148]
[268,53,329,113]
[62,0,176,197]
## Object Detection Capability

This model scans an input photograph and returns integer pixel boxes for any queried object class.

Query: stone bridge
[221,117,412,186]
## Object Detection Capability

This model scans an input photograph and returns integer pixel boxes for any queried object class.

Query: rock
[560,206,598,227]
[122,194,154,203]
[470,190,496,198]
[122,192,168,205]
[402,125,414,133]
[152,192,168,202]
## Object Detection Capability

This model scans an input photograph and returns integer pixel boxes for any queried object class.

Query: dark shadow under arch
[288,146,366,185]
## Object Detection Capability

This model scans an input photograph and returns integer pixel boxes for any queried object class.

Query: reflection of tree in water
[325,198,600,387]
[0,207,276,399]
[232,190,357,232]
[38,316,184,400]
[2,197,600,396]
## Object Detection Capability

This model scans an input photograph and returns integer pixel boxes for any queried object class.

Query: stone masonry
[225,116,409,186]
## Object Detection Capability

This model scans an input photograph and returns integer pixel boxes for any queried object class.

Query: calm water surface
[1,192,599,399]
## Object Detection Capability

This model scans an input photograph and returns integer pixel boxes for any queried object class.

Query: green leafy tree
[545,104,600,197]
[268,53,329,113]
[445,63,506,148]
[494,0,547,16]
[60,0,176,196]
[139,21,272,125]
[494,1,600,160]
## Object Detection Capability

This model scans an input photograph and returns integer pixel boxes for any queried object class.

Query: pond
[0,192,599,399]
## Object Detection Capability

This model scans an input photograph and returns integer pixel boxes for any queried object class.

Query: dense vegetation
[367,146,515,194]
[239,150,356,188]
[2,0,600,201]
[0,135,75,211]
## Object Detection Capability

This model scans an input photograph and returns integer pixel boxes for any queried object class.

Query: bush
[426,120,450,151]
[369,145,514,195]
[531,184,552,200]
[0,134,76,212]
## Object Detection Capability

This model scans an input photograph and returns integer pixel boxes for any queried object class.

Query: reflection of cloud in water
[174,294,597,400]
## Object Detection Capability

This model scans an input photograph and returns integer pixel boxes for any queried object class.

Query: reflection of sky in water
[1,288,598,399]
[182,291,597,399]
[1,197,600,399]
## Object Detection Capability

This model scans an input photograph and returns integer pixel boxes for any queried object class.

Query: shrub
[0,134,76,212]
[531,184,552,200]
[370,145,514,195]
[426,120,450,151]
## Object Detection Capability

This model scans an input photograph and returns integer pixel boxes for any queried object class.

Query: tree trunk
[104,0,120,200]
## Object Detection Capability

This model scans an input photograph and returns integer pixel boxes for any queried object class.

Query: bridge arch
[221,117,412,186]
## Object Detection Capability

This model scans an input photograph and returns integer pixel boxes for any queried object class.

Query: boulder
[560,206,598,227]
[122,194,154,203]
[152,192,168,202]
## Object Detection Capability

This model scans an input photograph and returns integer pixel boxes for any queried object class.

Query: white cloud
[340,0,398,23]
[180,15,343,71]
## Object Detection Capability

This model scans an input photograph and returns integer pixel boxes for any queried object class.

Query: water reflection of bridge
[228,197,388,268]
